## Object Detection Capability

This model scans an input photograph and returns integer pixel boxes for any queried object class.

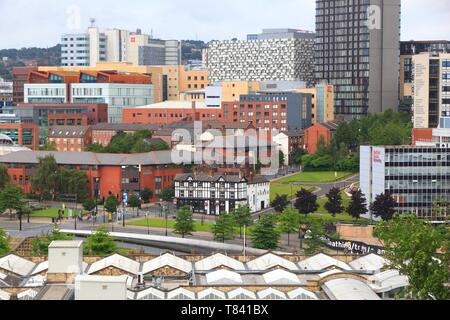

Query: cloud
[0,0,448,48]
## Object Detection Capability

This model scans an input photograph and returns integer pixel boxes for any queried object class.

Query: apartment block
[400,40,450,111]
[222,92,312,132]
[315,0,401,119]
[61,26,181,67]
[206,29,315,84]
[48,126,92,152]
[412,53,450,129]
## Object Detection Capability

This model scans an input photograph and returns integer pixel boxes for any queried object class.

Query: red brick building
[0,150,183,202]
[122,101,226,125]
[304,121,340,154]
[91,123,162,147]
[48,126,92,152]
[12,65,38,104]
[0,123,39,149]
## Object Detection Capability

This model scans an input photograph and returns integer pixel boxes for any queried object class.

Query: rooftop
[0,150,175,166]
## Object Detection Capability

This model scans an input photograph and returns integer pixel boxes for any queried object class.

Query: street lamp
[18,209,22,232]
[164,203,168,237]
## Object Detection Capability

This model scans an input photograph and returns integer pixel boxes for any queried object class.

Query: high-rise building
[315,0,401,119]
[206,29,315,84]
[412,53,450,129]
[61,27,107,67]
[400,41,450,111]
[61,27,181,67]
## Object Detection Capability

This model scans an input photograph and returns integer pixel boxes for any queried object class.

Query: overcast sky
[0,0,449,49]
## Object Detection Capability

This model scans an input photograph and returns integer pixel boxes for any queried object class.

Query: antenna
[90,18,96,28]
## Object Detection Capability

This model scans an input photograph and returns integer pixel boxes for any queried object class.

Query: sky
[0,0,449,49]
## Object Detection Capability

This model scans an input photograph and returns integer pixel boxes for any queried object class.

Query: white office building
[61,26,181,67]
[360,145,450,222]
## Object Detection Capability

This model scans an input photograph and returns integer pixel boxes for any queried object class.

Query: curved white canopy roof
[298,253,352,271]
[263,269,301,285]
[87,254,140,275]
[247,253,298,271]
[135,287,166,300]
[323,278,381,300]
[0,289,11,300]
[350,254,390,272]
[257,288,287,300]
[227,288,257,300]
[368,270,409,293]
[142,253,192,274]
[0,254,36,276]
[287,287,318,300]
[31,261,49,275]
[206,269,243,285]
[195,253,245,271]
[167,288,195,300]
[197,288,227,300]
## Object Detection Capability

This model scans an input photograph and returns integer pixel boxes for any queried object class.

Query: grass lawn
[127,217,215,232]
[31,207,85,218]
[308,192,370,224]
[275,171,354,184]
[270,184,315,202]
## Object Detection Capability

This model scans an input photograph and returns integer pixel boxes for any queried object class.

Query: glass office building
[361,145,450,222]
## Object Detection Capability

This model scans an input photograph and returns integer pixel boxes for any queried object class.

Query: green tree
[292,147,306,165]
[231,205,252,238]
[279,151,285,167]
[104,195,119,213]
[82,198,97,212]
[324,187,345,217]
[174,205,195,238]
[370,193,397,221]
[128,194,141,213]
[278,206,300,246]
[158,186,175,202]
[294,188,319,217]
[86,143,105,153]
[374,213,450,300]
[0,183,24,220]
[31,155,59,200]
[0,164,10,189]
[31,227,73,256]
[84,226,117,256]
[271,194,290,213]
[140,188,153,204]
[301,217,327,255]
[212,213,236,243]
[251,214,280,250]
[347,190,368,220]
[38,141,57,151]
[59,168,90,201]
[0,228,10,256]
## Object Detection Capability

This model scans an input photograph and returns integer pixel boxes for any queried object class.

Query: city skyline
[0,0,449,49]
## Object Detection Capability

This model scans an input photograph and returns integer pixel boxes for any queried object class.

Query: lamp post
[94,178,100,225]
[164,203,168,237]
[146,212,150,235]
[18,209,22,232]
